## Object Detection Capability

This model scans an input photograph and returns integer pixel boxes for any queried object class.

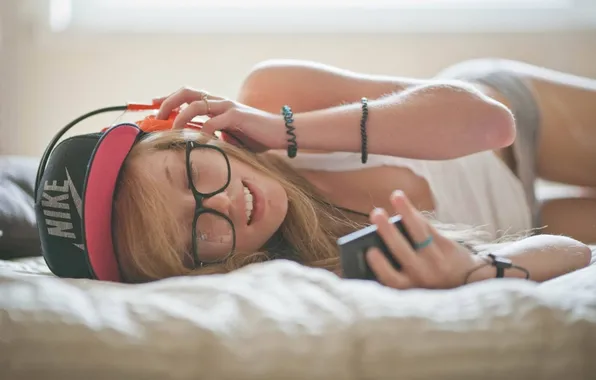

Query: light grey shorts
[436,59,541,228]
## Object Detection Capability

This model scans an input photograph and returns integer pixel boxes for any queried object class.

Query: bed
[0,252,594,379]
[1,157,595,380]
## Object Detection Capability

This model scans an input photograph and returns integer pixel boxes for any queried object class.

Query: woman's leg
[540,197,596,243]
[237,59,428,113]
[530,70,596,187]
[478,61,596,187]
[438,59,596,241]
[492,62,596,241]
[493,62,596,242]
[443,59,596,187]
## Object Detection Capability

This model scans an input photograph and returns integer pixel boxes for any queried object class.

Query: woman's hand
[367,190,482,289]
[154,87,286,152]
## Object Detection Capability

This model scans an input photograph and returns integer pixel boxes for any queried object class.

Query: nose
[201,192,232,216]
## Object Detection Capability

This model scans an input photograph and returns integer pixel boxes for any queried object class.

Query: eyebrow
[164,156,173,184]
[168,151,191,190]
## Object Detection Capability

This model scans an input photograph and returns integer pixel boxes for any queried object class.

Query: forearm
[239,59,426,113]
[291,81,516,160]
[468,235,592,283]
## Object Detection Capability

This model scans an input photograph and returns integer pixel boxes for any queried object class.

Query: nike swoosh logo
[65,169,82,219]
[65,168,84,251]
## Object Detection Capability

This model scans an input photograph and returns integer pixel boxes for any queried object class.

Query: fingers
[390,190,444,264]
[156,87,224,120]
[151,95,167,106]
[366,248,411,289]
[172,99,236,130]
[201,113,236,136]
[390,190,435,247]
[370,207,418,270]
[369,191,456,290]
[156,88,207,120]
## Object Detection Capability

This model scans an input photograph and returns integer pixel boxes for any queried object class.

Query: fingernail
[366,247,380,258]
[371,207,386,218]
[392,189,404,198]
[391,190,405,201]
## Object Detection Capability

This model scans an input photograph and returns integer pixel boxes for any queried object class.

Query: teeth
[243,186,254,223]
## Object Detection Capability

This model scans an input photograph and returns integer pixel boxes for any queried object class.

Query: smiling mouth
[242,183,254,225]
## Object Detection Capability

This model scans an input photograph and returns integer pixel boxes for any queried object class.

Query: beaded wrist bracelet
[282,105,298,158]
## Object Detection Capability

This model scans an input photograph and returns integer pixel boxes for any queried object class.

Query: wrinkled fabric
[0,254,595,380]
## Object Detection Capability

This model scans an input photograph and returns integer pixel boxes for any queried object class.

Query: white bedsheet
[0,253,595,380]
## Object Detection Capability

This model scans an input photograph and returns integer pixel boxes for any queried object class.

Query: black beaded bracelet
[463,253,530,285]
[360,97,369,164]
[281,105,298,158]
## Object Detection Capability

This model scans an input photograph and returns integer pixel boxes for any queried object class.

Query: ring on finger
[203,98,211,114]
[412,235,434,251]
[200,91,211,100]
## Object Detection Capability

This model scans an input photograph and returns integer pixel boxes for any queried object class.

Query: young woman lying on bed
[36,58,594,287]
[101,58,594,286]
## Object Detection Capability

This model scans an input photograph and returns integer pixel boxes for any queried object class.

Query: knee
[238,59,308,108]
[244,59,291,85]
[238,59,295,108]
[245,58,320,77]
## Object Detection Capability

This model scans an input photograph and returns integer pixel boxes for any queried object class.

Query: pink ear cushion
[84,124,142,282]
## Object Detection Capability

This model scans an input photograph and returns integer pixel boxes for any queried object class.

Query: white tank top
[283,151,532,240]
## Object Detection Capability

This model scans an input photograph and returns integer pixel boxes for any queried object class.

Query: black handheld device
[338,215,415,281]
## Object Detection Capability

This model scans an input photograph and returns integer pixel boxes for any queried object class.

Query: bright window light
[49,0,72,32]
[49,0,593,34]
[97,0,570,5]
[94,0,573,8]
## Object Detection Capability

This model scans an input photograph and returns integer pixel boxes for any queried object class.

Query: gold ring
[199,91,210,100]
[203,98,211,114]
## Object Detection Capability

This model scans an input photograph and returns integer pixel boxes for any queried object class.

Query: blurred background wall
[1,0,595,156]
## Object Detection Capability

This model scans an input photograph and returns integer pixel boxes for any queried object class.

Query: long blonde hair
[113,130,497,283]
[113,130,371,282]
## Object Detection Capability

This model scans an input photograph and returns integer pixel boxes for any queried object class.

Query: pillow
[0,156,41,259]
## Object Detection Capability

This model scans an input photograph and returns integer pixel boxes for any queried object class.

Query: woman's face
[129,147,289,263]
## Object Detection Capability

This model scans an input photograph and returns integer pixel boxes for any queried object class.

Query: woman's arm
[238,59,427,113]
[157,76,515,160]
[291,81,516,160]
[468,235,592,283]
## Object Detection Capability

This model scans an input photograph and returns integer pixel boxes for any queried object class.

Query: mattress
[0,252,595,380]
